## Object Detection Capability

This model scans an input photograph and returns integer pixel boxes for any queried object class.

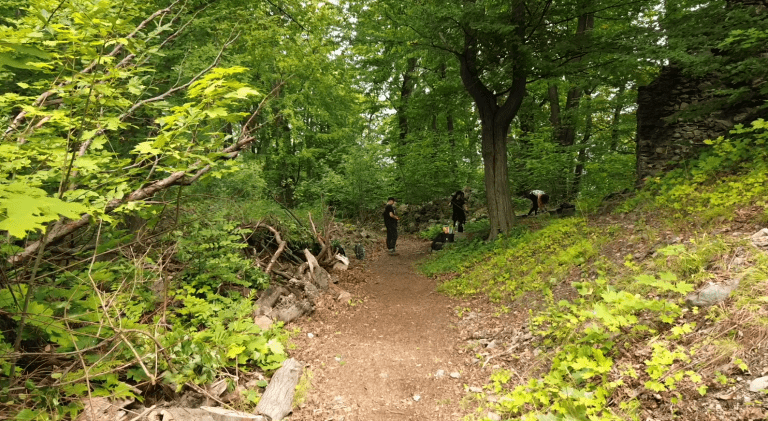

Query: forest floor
[285,211,768,421]
[290,235,517,421]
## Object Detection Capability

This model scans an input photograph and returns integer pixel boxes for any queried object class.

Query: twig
[128,405,157,421]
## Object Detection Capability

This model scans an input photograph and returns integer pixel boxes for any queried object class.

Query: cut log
[255,358,304,421]
[201,406,266,421]
[254,286,287,315]
[272,299,313,324]
[334,253,349,266]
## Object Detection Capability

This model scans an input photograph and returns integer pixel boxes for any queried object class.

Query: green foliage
[175,218,268,291]
[493,266,696,420]
[163,293,287,387]
[620,119,768,221]
[295,141,390,219]
[433,219,597,301]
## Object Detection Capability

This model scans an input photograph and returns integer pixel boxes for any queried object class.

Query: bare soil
[290,236,496,420]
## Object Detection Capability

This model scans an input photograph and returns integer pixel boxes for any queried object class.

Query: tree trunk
[548,12,594,147]
[397,57,418,144]
[609,85,626,151]
[456,2,527,240]
[572,94,593,198]
[480,118,516,237]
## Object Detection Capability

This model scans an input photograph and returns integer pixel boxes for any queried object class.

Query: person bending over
[449,190,467,233]
[526,190,550,216]
[382,197,400,255]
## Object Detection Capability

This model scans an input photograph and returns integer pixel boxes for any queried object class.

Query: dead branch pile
[244,213,350,326]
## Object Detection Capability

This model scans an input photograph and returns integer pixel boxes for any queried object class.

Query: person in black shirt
[526,190,550,216]
[449,190,467,233]
[382,197,400,255]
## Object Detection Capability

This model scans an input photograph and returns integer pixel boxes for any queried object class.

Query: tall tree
[353,0,662,239]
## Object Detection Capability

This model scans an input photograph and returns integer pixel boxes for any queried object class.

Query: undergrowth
[430,218,598,302]
[435,120,768,420]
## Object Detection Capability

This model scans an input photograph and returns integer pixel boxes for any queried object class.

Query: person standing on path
[449,190,467,233]
[383,197,400,255]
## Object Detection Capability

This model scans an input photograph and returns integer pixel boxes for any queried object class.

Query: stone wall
[635,1,768,186]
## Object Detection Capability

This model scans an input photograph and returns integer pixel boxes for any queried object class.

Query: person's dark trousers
[528,203,538,216]
[385,220,398,250]
[453,218,465,233]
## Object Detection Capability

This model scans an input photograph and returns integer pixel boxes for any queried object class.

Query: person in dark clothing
[382,197,400,255]
[449,190,467,233]
[526,190,550,216]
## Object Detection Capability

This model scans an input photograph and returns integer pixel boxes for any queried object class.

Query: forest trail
[291,236,478,420]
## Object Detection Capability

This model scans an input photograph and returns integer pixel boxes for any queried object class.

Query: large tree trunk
[455,2,527,240]
[481,119,516,236]
[397,57,418,144]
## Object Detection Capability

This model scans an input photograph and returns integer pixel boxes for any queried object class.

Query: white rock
[307,333,315,338]
[413,395,421,401]
[469,386,483,393]
[487,412,502,421]
[435,369,446,379]
[749,376,768,392]
[450,372,461,379]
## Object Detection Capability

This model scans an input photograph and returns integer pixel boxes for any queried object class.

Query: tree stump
[255,358,304,421]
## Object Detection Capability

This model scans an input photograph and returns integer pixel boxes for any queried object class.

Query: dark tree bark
[455,2,527,240]
[397,57,418,144]
[609,85,626,152]
[548,12,594,147]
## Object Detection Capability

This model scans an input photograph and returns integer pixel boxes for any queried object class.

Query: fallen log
[201,406,266,421]
[255,358,304,421]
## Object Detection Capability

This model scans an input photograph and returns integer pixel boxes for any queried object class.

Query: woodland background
[1,0,768,420]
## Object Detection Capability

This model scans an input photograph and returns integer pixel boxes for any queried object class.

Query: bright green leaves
[131,67,260,165]
[635,272,694,295]
[0,183,88,238]
[187,67,260,100]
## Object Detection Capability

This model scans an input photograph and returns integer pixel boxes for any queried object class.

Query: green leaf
[0,183,88,238]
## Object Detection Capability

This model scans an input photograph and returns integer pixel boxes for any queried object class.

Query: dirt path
[290,236,477,420]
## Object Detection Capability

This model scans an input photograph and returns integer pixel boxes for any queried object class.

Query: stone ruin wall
[636,67,742,185]
[635,0,768,186]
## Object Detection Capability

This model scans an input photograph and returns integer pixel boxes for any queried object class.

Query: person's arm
[389,211,399,220]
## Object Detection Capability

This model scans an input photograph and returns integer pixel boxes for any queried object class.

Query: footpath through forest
[290,236,494,421]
